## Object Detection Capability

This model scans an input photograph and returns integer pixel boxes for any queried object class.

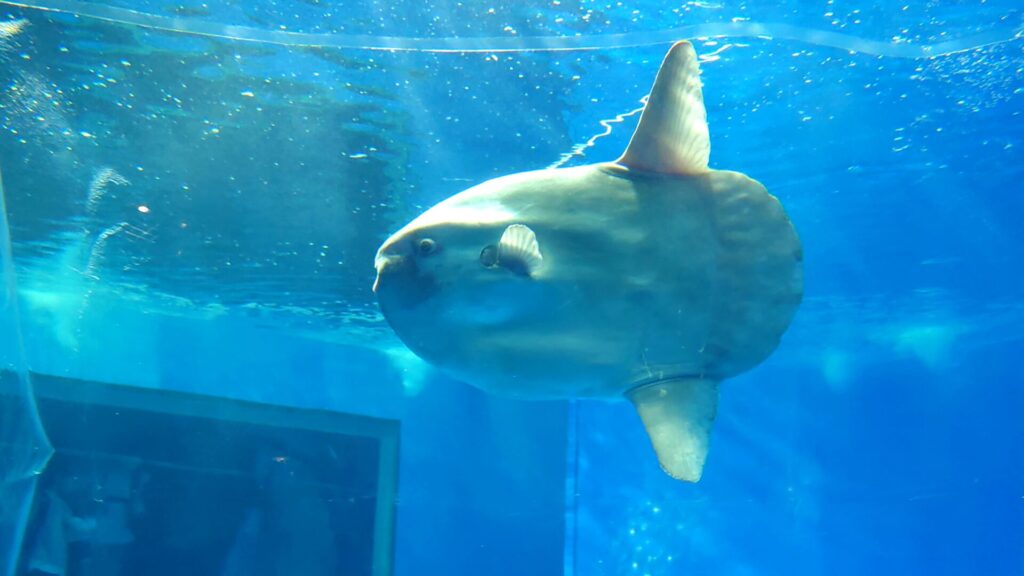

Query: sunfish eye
[417,238,437,256]
[479,245,498,267]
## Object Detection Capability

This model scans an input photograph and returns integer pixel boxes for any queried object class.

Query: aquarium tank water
[0,1,1022,575]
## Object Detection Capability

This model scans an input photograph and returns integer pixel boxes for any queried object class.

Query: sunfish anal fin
[627,377,719,482]
[617,40,710,176]
[497,224,543,277]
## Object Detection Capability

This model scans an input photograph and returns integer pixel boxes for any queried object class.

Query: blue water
[0,1,1022,574]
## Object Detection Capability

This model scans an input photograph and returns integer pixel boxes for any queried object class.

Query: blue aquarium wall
[573,352,1024,575]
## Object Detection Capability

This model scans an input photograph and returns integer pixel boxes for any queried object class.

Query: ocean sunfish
[373,41,803,482]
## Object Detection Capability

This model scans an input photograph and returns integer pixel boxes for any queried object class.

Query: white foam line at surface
[1,0,1022,57]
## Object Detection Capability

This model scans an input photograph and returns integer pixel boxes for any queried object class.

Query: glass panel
[20,372,398,575]
[0,167,53,576]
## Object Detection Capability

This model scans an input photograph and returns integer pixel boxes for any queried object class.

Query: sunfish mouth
[372,253,404,293]
[372,253,436,309]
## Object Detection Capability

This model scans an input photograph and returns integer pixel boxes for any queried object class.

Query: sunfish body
[373,41,803,482]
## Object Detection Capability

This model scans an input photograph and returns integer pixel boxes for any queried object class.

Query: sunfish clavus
[373,41,803,482]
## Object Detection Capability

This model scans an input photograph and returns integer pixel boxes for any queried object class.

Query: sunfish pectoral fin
[497,224,543,276]
[617,40,710,176]
[627,377,719,482]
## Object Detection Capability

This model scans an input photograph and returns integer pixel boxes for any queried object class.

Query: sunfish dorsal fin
[627,377,719,482]
[617,40,710,176]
